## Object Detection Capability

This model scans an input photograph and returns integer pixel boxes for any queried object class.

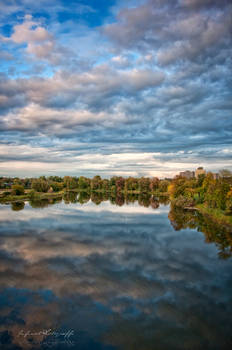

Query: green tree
[64,176,78,190]
[50,181,64,192]
[31,178,49,192]
[159,179,169,193]
[125,177,139,191]
[11,184,25,195]
[139,177,150,193]
[91,175,102,191]
[78,176,90,190]
[149,177,159,192]
[11,201,25,211]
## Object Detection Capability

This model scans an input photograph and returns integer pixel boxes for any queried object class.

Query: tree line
[0,175,169,195]
[1,170,232,214]
[168,172,232,213]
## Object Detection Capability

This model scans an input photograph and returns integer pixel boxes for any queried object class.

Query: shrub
[11,184,25,195]
[32,179,49,192]
[29,189,39,200]
[172,196,195,208]
[2,191,11,197]
[11,201,25,211]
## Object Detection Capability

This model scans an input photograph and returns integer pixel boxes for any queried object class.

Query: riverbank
[1,189,231,231]
[0,188,169,203]
[0,190,64,203]
[196,204,232,231]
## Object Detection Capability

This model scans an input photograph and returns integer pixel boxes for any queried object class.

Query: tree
[50,181,64,192]
[139,177,150,193]
[115,177,125,192]
[102,179,109,192]
[78,176,90,190]
[11,201,25,211]
[31,178,49,192]
[150,177,159,192]
[159,180,169,193]
[64,176,78,190]
[11,184,25,195]
[226,188,232,213]
[125,177,139,191]
[196,173,205,187]
[91,175,102,191]
[167,177,186,198]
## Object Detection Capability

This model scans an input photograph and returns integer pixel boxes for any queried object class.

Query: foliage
[169,205,232,259]
[91,175,102,191]
[139,177,150,193]
[32,178,49,192]
[78,176,90,190]
[171,195,195,208]
[28,189,39,200]
[11,201,25,211]
[159,180,169,193]
[50,181,64,192]
[150,177,159,192]
[11,184,25,195]
[1,170,232,219]
[64,176,78,190]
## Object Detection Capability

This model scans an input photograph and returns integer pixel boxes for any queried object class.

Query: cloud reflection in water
[0,200,231,350]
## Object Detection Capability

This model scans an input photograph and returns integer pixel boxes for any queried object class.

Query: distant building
[212,173,219,180]
[176,167,220,180]
[195,167,206,178]
[179,170,195,179]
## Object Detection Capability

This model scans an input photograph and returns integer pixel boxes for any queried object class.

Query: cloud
[0,0,231,176]
[1,14,74,64]
[0,143,231,178]
[104,0,232,65]
[3,14,55,59]
[10,14,51,43]
[157,11,232,65]
[180,0,232,8]
[0,201,231,348]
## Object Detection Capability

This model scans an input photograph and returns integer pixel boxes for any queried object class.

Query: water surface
[0,197,231,350]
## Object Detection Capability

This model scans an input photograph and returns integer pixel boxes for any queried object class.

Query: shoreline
[1,189,231,230]
[0,189,168,204]
[196,204,232,231]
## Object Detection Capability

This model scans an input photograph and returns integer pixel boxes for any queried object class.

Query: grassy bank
[0,188,169,204]
[0,190,65,203]
[196,204,232,229]
[0,188,231,231]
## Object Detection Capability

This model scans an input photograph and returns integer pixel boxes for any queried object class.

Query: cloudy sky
[0,0,231,178]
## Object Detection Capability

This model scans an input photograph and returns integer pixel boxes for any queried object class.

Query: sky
[0,0,231,178]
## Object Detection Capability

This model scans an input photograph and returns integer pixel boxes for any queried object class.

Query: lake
[0,194,231,350]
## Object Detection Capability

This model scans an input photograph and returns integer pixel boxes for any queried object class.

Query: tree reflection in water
[0,194,231,350]
[11,201,25,211]
[11,191,232,259]
[169,205,232,259]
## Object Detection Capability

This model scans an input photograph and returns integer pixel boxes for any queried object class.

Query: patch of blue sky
[0,23,13,37]
[56,0,116,27]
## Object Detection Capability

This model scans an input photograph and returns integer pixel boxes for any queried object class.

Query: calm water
[0,195,231,350]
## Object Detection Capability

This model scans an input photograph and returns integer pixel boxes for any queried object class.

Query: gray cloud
[0,202,231,348]
[0,0,231,176]
[104,0,232,65]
